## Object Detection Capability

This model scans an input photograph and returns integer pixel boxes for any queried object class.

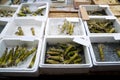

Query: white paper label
[73,37,90,47]
[66,18,79,22]
[38,5,46,9]
[99,5,109,8]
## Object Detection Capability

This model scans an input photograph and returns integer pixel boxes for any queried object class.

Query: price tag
[66,18,79,22]
[73,37,90,47]
[99,5,109,8]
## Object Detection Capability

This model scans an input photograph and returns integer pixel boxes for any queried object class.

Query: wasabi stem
[15,27,24,36]
[87,20,115,33]
[31,27,35,36]
[28,54,36,68]
[45,43,84,64]
[46,59,60,64]
[98,44,105,61]
[48,56,63,62]
[60,19,74,35]
[116,49,120,58]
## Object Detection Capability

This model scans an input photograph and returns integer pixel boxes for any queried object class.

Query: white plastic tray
[45,18,86,37]
[0,37,42,76]
[1,19,45,38]
[89,36,120,66]
[79,5,114,18]
[39,36,92,74]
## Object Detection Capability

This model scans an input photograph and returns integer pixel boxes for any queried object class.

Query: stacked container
[40,17,92,74]
[0,2,49,76]
[89,36,120,71]
[79,5,120,71]
[79,5,114,18]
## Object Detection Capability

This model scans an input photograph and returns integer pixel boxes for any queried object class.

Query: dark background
[0,71,120,80]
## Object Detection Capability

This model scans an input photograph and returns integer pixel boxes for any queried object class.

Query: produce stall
[0,0,120,77]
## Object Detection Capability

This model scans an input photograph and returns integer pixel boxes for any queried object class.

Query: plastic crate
[1,19,45,38]
[0,37,42,76]
[45,18,86,37]
[89,36,120,71]
[79,5,114,18]
[40,36,92,74]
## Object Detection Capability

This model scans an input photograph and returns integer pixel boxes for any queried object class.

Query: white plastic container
[1,19,45,38]
[84,17,120,36]
[89,36,120,71]
[0,37,42,76]
[79,5,114,18]
[14,2,49,21]
[0,5,18,21]
[40,36,92,74]
[45,18,86,37]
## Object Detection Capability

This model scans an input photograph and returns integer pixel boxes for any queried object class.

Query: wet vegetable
[87,20,115,33]
[59,19,75,35]
[0,45,37,68]
[7,48,14,66]
[15,47,36,65]
[28,54,36,68]
[15,27,24,36]
[45,43,84,64]
[0,9,15,17]
[98,44,105,61]
[31,27,35,36]
[15,27,37,36]
[33,8,45,16]
[116,49,120,58]
[17,6,45,17]
[46,59,60,64]
[48,56,63,62]
[0,48,8,67]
